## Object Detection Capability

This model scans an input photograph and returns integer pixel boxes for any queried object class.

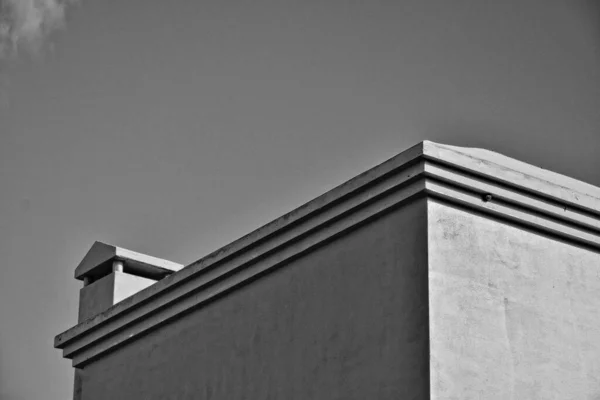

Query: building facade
[55,141,600,399]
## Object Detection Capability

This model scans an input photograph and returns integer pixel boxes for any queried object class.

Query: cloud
[0,0,77,108]
[0,0,75,59]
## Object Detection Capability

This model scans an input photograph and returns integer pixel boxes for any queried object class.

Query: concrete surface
[77,200,429,400]
[428,199,600,400]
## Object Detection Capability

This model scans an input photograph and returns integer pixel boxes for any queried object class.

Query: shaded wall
[79,199,429,400]
[428,199,600,399]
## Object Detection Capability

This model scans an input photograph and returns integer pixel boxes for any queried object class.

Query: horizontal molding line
[55,145,425,349]
[424,161,600,233]
[425,180,600,250]
[422,147,600,216]
[67,180,427,367]
[57,153,600,367]
[58,162,426,351]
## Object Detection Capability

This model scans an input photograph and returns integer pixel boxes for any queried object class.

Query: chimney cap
[74,241,183,282]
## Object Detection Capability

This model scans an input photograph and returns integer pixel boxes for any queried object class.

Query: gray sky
[1,1,599,399]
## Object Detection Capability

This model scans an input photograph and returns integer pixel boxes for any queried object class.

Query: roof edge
[422,141,600,214]
[54,140,600,367]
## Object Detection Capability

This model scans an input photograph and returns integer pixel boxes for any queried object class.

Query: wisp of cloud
[0,0,75,59]
[0,0,77,107]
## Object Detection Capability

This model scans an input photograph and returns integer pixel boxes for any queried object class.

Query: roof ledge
[55,140,600,367]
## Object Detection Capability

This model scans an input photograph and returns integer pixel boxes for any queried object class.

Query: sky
[0,1,599,399]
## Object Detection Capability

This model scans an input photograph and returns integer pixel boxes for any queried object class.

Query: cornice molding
[54,141,600,367]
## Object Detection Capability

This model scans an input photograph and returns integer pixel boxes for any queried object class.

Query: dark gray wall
[79,199,429,399]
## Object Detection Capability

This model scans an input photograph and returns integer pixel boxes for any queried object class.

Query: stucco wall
[428,199,600,400]
[79,198,429,400]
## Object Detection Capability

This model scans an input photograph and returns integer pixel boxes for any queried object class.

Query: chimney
[74,241,183,322]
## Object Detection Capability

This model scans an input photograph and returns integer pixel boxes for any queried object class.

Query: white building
[55,141,600,399]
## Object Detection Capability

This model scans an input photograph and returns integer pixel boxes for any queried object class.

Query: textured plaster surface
[428,199,600,400]
[79,200,429,400]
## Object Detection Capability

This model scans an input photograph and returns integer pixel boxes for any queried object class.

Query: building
[54,141,600,399]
